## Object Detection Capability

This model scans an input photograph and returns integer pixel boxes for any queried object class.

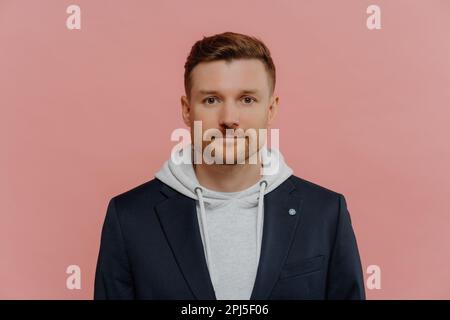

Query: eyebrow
[198,89,260,96]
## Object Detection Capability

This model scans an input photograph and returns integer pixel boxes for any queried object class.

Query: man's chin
[209,148,261,165]
[194,137,262,165]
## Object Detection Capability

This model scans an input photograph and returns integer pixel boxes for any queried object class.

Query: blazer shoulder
[110,178,166,209]
[289,175,343,201]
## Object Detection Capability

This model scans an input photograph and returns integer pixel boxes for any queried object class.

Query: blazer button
[288,208,296,216]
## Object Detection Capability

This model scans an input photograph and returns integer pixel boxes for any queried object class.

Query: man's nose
[218,102,239,129]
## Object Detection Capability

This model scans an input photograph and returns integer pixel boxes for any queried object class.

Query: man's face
[181,58,279,164]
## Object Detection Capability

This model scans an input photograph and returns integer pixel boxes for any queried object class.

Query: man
[94,32,365,300]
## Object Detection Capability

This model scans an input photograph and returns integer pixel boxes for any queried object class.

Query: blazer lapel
[250,177,304,300]
[155,184,217,300]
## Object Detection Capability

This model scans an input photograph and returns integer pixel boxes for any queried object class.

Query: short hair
[184,32,276,99]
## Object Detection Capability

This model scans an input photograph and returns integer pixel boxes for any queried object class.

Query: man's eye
[242,96,256,104]
[204,97,219,104]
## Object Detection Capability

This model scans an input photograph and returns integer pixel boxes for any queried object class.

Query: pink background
[1,0,449,299]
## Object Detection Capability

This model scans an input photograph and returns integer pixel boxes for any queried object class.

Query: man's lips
[211,136,247,141]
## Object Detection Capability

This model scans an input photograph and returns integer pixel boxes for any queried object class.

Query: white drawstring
[195,186,215,285]
[256,180,267,267]
[195,180,268,287]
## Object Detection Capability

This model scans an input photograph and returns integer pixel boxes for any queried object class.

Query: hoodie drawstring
[194,180,268,286]
[256,180,267,267]
[194,186,215,283]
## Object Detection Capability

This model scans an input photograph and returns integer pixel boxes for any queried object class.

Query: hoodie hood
[154,143,293,288]
[155,143,293,204]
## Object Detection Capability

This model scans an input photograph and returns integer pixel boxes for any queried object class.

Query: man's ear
[181,95,192,127]
[267,95,279,127]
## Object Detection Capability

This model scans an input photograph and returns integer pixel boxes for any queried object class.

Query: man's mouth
[212,136,247,143]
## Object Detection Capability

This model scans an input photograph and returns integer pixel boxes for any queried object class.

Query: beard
[198,134,265,165]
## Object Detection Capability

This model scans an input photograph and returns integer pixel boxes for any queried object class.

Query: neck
[193,160,262,192]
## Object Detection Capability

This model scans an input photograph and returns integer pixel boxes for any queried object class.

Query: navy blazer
[94,175,366,300]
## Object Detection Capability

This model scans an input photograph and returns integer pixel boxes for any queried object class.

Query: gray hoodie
[155,144,293,299]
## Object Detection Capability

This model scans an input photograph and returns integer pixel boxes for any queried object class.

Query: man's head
[181,32,279,164]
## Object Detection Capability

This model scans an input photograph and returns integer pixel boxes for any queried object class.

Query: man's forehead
[197,89,261,95]
[193,59,267,77]
[190,59,270,95]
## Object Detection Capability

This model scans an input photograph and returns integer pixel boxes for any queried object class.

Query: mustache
[214,129,248,138]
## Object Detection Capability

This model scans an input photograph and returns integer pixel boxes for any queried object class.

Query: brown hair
[184,32,276,99]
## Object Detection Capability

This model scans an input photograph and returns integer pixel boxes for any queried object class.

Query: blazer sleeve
[326,194,366,299]
[94,198,135,299]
